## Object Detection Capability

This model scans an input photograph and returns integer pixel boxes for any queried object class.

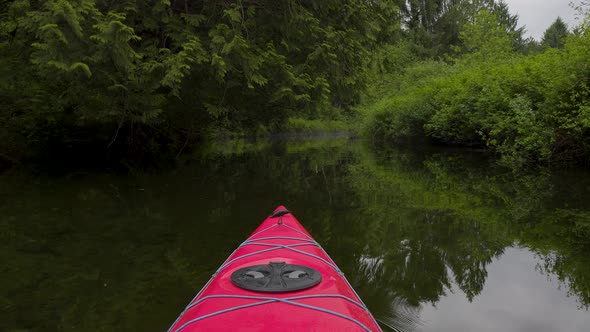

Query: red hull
[168,206,381,331]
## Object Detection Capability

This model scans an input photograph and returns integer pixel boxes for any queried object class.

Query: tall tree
[492,0,526,51]
[394,0,525,58]
[542,17,570,49]
[396,0,446,32]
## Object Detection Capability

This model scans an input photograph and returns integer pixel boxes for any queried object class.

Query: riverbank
[0,116,354,174]
[360,29,590,167]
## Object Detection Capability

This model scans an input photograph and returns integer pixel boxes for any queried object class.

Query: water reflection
[345,144,590,330]
[418,247,589,332]
[1,138,589,331]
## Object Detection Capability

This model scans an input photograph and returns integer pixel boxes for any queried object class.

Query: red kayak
[168,206,382,331]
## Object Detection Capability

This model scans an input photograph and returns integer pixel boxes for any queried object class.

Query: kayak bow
[168,206,382,331]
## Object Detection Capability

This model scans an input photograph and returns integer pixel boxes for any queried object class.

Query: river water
[2,137,589,331]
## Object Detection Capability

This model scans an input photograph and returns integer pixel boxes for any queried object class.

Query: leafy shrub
[364,22,590,165]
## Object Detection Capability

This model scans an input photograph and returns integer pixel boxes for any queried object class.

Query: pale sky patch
[502,0,578,40]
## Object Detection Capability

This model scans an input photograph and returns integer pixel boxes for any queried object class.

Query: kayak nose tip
[270,206,291,219]
[273,205,288,213]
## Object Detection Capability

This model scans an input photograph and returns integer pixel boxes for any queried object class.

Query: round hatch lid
[231,261,322,293]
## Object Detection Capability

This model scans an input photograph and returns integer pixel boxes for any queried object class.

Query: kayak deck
[168,206,381,331]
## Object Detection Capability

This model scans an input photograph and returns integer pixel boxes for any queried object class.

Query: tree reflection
[1,139,589,332]
[340,144,590,329]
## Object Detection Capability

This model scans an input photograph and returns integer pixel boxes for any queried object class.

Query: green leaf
[70,62,91,77]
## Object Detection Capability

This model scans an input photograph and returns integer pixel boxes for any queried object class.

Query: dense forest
[1,0,589,168]
[0,0,398,167]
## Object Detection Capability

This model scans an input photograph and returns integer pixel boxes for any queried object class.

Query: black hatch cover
[230,261,322,293]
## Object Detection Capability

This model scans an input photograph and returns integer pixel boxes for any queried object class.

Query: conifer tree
[542,17,570,49]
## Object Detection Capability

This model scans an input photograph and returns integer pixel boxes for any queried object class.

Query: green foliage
[362,60,455,142]
[0,0,399,165]
[285,117,349,134]
[363,6,590,166]
[458,9,514,60]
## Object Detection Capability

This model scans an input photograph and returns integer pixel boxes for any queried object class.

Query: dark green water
[2,137,590,332]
